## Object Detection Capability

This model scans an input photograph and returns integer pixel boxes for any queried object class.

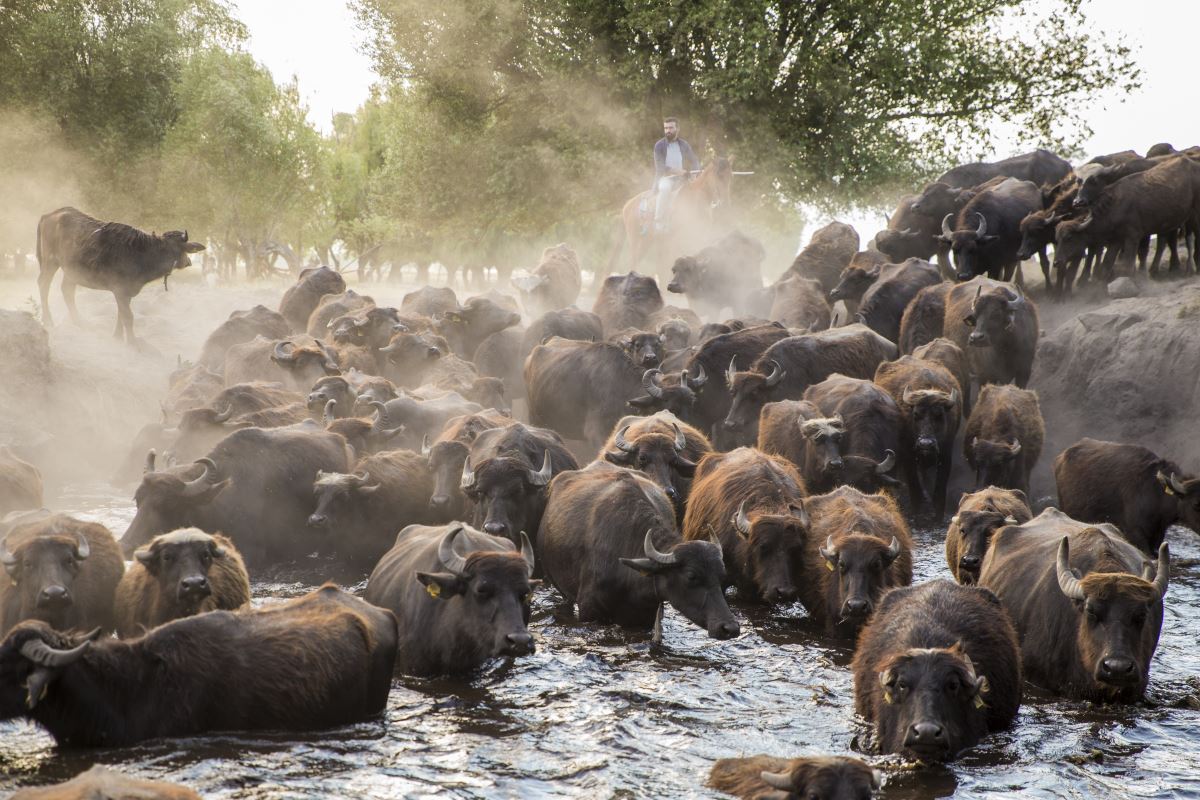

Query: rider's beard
[665,130,677,141]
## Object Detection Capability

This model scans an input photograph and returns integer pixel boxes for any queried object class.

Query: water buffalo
[800,486,913,635]
[123,426,352,566]
[377,330,448,387]
[309,450,435,568]
[803,375,904,493]
[897,282,951,355]
[365,523,536,676]
[667,230,766,317]
[114,529,249,638]
[856,259,942,344]
[198,305,290,370]
[611,329,666,369]
[461,422,577,548]
[0,514,124,636]
[521,306,604,352]
[911,337,970,417]
[828,255,884,312]
[682,323,792,442]
[513,243,582,317]
[724,324,897,444]
[933,149,1071,190]
[538,461,739,639]
[943,277,1039,389]
[306,288,374,338]
[781,221,860,295]
[944,486,1032,585]
[402,285,458,317]
[852,580,1021,761]
[1054,438,1200,554]
[938,178,1043,283]
[163,361,225,419]
[369,392,482,450]
[36,207,205,342]
[10,766,200,800]
[329,305,404,352]
[426,410,517,519]
[708,755,881,800]
[279,266,346,332]
[963,384,1044,497]
[0,447,42,516]
[768,275,832,331]
[434,296,522,358]
[601,411,710,513]
[224,335,340,392]
[0,584,397,746]
[875,194,939,264]
[682,447,809,604]
[592,271,664,334]
[307,375,357,419]
[979,509,1168,701]
[874,356,962,520]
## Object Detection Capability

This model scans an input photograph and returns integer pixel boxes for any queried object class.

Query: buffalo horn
[641,369,664,399]
[437,525,468,576]
[972,284,982,312]
[974,212,987,237]
[212,405,233,424]
[613,425,635,453]
[518,531,536,573]
[272,341,296,362]
[760,771,793,791]
[460,458,477,491]
[0,537,14,569]
[732,500,752,535]
[1144,541,1170,599]
[876,449,897,474]
[73,533,89,561]
[323,399,336,425]
[369,401,390,431]
[726,356,738,387]
[1167,471,1187,495]
[687,363,707,389]
[182,458,219,497]
[885,536,901,560]
[763,359,785,388]
[1056,538,1086,600]
[1007,439,1021,455]
[819,534,837,562]
[643,529,676,565]
[421,435,432,457]
[527,451,553,487]
[901,384,916,406]
[949,388,960,407]
[671,423,686,453]
[20,631,97,668]
[143,449,157,475]
[941,213,954,238]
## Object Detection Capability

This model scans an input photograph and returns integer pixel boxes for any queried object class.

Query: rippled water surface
[2,484,1199,799]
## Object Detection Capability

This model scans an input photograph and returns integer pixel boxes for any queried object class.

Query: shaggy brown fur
[963,384,1044,497]
[944,486,1032,584]
[708,754,879,799]
[897,282,951,355]
[279,266,346,332]
[306,289,374,337]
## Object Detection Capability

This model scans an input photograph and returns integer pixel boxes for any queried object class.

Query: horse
[609,157,735,277]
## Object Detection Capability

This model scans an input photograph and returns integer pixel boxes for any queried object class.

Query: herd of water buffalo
[1,142,1198,798]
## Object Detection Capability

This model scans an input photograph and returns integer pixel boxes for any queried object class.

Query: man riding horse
[652,117,701,232]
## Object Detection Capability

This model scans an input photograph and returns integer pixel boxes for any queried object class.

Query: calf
[943,277,1038,390]
[682,448,809,604]
[539,461,739,639]
[114,529,250,638]
[601,411,710,513]
[708,755,881,800]
[979,509,1168,701]
[799,486,913,635]
[0,584,397,746]
[944,487,1032,585]
[365,524,535,676]
[1054,438,1200,554]
[963,384,1044,497]
[852,580,1021,761]
[0,514,124,636]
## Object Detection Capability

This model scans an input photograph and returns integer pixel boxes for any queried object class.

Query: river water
[1,480,1197,799]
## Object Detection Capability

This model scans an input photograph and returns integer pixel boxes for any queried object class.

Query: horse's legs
[37,265,56,326]
[61,278,82,324]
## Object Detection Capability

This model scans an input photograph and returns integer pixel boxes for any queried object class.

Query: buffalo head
[620,530,740,639]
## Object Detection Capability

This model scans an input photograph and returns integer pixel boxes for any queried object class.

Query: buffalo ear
[626,394,656,409]
[603,450,634,466]
[134,547,159,574]
[184,241,206,253]
[416,572,466,599]
[619,557,665,576]
[1009,489,1029,507]
[981,235,1000,244]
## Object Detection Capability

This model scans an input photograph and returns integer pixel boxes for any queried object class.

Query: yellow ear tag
[825,560,835,572]
[882,689,893,704]
[973,694,987,710]
[425,582,441,598]
[1165,486,1175,496]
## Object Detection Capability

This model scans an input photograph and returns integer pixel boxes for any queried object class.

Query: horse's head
[705,156,734,208]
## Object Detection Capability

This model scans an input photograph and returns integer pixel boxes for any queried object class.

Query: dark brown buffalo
[521,306,604,352]
[943,277,1039,389]
[911,337,969,416]
[279,266,346,332]
[932,149,1071,190]
[329,305,403,352]
[9,765,201,800]
[627,367,709,422]
[601,411,710,513]
[768,274,832,331]
[307,375,357,419]
[365,524,536,675]
[434,296,522,358]
[377,330,448,387]
[874,356,962,520]
[708,755,881,800]
[1015,172,1091,294]
[308,450,435,567]
[401,285,458,317]
[0,584,397,746]
[592,271,664,334]
[123,426,352,566]
[36,207,205,342]
[0,447,41,516]
[224,335,340,392]
[473,327,526,403]
[0,514,124,636]
[321,400,405,456]
[611,328,666,369]
[667,230,766,317]
[781,221,860,295]
[198,305,290,370]
[963,384,1044,496]
[856,258,942,343]
[514,243,582,317]
[875,194,940,264]
[852,580,1021,761]
[1054,438,1200,554]
[828,254,884,311]
[803,375,904,497]
[163,360,224,418]
[944,486,1032,585]
[538,461,739,638]
[306,288,374,338]
[938,178,1043,282]
[897,282,951,355]
[369,392,482,450]
[166,383,305,462]
[979,509,1168,701]
[656,317,691,351]
[114,529,250,638]
[800,486,912,635]
[682,447,808,604]
[427,410,517,518]
[682,323,792,442]
[461,422,578,548]
[724,325,897,444]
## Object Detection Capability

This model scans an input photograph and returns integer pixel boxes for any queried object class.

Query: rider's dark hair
[663,116,679,125]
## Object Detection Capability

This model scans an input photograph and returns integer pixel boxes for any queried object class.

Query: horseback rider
[652,117,701,232]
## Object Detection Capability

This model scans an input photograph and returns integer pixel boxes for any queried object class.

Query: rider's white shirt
[664,141,683,172]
